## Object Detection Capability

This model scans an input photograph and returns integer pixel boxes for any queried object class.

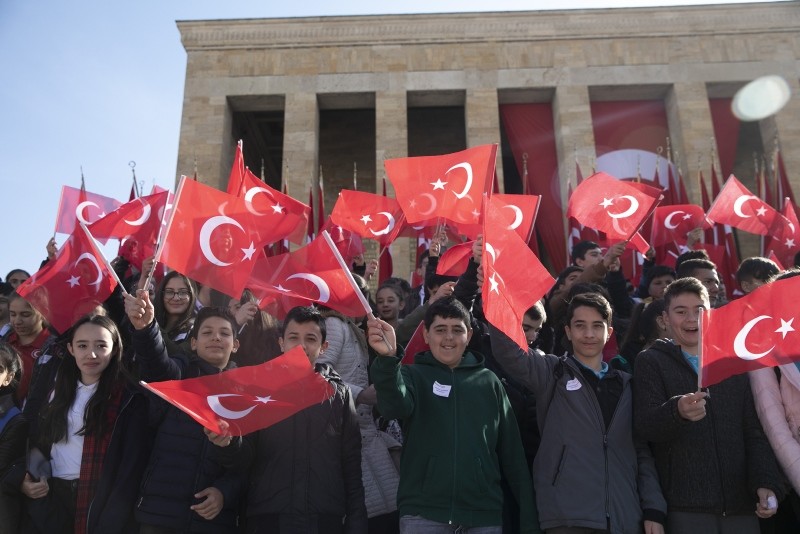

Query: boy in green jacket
[368,297,539,533]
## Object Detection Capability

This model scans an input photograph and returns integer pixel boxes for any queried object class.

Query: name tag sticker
[566,378,582,391]
[433,381,452,397]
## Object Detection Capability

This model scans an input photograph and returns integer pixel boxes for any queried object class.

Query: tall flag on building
[701,275,800,387]
[17,224,118,333]
[141,345,334,436]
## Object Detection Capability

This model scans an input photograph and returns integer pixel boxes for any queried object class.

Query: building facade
[176,2,800,277]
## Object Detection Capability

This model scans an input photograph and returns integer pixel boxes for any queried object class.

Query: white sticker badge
[433,381,452,397]
[566,378,582,391]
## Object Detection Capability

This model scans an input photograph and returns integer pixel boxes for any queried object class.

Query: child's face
[190,316,239,369]
[565,306,612,361]
[280,320,329,364]
[423,316,472,369]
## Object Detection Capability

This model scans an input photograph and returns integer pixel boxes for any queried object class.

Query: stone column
[282,92,319,239]
[175,91,233,190]
[665,82,720,204]
[375,90,411,281]
[465,88,503,192]
[552,85,596,253]
[759,77,800,200]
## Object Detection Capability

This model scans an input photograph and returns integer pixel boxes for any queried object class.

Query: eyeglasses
[164,289,191,300]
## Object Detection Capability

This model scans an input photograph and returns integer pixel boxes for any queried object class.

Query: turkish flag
[141,345,334,436]
[319,218,365,264]
[385,144,498,229]
[701,275,800,387]
[765,198,800,267]
[227,144,310,245]
[160,178,295,299]
[706,175,787,236]
[767,250,785,270]
[436,241,474,276]
[330,190,405,247]
[458,193,540,242]
[650,204,710,247]
[247,235,368,319]
[55,186,122,235]
[566,173,662,242]
[482,196,556,350]
[401,321,429,365]
[17,225,117,333]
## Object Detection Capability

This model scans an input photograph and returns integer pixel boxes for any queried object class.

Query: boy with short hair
[736,256,780,294]
[634,277,783,533]
[237,306,367,533]
[368,297,538,533]
[490,292,666,534]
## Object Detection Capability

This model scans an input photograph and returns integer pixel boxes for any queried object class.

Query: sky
[0,0,787,279]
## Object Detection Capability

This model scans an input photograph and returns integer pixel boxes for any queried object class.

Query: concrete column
[759,77,800,199]
[665,82,719,204]
[375,91,411,281]
[282,92,319,232]
[465,88,504,192]
[175,91,233,191]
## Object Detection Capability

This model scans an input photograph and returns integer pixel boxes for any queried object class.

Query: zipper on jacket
[449,368,457,525]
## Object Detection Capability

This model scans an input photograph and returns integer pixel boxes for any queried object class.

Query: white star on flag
[489,273,500,294]
[431,178,447,190]
[241,242,257,261]
[600,198,614,208]
[66,275,80,288]
[756,206,767,217]
[256,396,275,404]
[682,213,693,220]
[775,318,795,339]
[360,214,372,225]
[786,238,796,248]
[271,203,284,214]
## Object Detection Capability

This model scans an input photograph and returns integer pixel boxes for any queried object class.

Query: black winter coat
[633,339,784,515]
[132,321,243,534]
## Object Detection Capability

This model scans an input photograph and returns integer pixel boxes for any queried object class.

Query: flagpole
[79,223,128,296]
[698,308,705,392]
[143,176,185,293]
[53,185,66,238]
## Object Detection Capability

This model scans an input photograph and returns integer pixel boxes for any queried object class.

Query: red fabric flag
[458,193,540,242]
[227,150,310,245]
[777,153,795,207]
[140,345,334,436]
[55,186,122,235]
[706,175,787,236]
[767,250,785,271]
[482,196,555,350]
[160,178,295,299]
[765,198,800,268]
[385,144,498,228]
[401,321,430,365]
[320,218,365,264]
[329,190,405,247]
[566,172,662,242]
[650,204,710,247]
[17,225,118,333]
[701,275,800,387]
[247,235,368,318]
[436,241,474,276]
[378,177,394,284]
[317,174,326,236]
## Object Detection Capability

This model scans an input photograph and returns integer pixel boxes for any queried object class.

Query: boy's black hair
[663,277,709,309]
[676,258,717,279]
[0,341,22,393]
[566,282,612,303]
[525,300,546,323]
[674,249,711,274]
[423,296,471,330]
[189,307,238,340]
[736,257,780,284]
[571,241,600,264]
[281,306,327,342]
[565,292,613,326]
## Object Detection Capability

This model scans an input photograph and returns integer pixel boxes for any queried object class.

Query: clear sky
[0,0,786,279]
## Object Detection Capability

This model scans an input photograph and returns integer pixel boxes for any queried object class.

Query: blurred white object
[732,75,791,121]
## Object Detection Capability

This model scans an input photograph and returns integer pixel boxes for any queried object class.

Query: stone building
[175,1,800,277]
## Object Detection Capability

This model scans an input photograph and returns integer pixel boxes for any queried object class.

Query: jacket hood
[646,338,682,358]
[413,350,485,370]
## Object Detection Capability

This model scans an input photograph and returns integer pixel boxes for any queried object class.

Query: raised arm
[367,316,415,420]
[125,290,184,381]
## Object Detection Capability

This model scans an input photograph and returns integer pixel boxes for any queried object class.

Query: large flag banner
[159,178,299,298]
[329,190,405,247]
[141,345,334,436]
[18,225,117,333]
[385,144,498,228]
[566,172,662,242]
[706,175,786,236]
[247,235,367,318]
[650,204,710,247]
[482,196,555,350]
[701,275,800,387]
[55,186,122,235]
[226,143,310,245]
